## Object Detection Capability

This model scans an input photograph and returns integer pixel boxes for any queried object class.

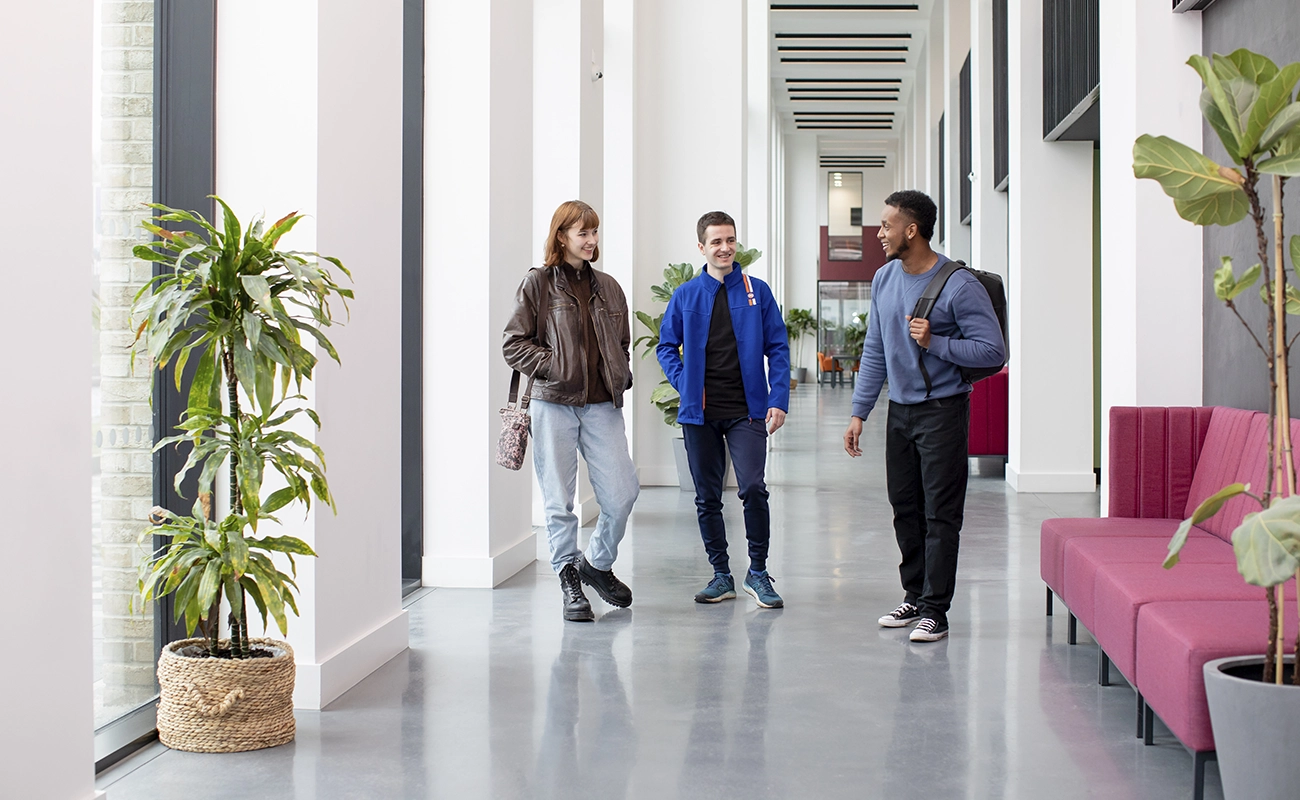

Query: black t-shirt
[703,284,749,420]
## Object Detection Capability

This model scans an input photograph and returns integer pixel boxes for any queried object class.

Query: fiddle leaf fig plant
[1136,49,1300,685]
[132,197,352,659]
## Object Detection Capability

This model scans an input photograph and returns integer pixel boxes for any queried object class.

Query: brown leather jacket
[503,265,633,408]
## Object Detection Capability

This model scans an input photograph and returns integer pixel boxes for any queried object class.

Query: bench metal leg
[1192,751,1215,800]
[1099,651,1110,686]
[1136,693,1144,739]
[1045,586,1053,616]
[1067,612,1077,645]
[1143,702,1155,745]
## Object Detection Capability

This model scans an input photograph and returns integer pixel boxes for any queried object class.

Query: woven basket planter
[156,637,296,753]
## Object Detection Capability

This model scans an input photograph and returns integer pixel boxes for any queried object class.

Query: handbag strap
[507,267,552,410]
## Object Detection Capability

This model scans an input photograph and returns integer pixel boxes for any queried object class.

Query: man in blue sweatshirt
[658,211,791,609]
[843,190,1005,642]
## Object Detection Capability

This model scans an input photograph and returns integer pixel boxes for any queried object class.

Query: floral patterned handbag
[495,370,536,470]
[496,272,549,470]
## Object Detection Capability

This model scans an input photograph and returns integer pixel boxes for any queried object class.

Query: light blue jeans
[531,399,640,573]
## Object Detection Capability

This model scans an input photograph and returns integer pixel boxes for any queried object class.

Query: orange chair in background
[817,351,844,386]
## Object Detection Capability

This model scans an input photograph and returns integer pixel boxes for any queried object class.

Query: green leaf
[255,352,275,415]
[1189,55,1246,154]
[1245,63,1300,155]
[1166,483,1249,568]
[1226,48,1279,85]
[1232,495,1300,586]
[233,339,257,396]
[1213,257,1262,301]
[187,345,218,411]
[261,486,299,515]
[1287,284,1300,316]
[240,576,269,629]
[1291,235,1300,280]
[1133,134,1246,200]
[1259,102,1300,153]
[197,560,223,612]
[227,530,251,575]
[251,535,316,557]
[1256,151,1300,176]
[241,274,275,315]
[1173,191,1251,227]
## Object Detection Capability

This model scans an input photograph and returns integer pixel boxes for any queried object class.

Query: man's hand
[844,417,864,457]
[906,315,932,349]
[766,408,786,434]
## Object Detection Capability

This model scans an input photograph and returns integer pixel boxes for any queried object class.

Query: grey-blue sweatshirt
[850,253,1005,420]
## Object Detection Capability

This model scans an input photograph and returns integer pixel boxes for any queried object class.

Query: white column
[970,0,1007,281]
[605,0,636,450]
[630,0,746,485]
[532,0,604,529]
[1005,0,1095,493]
[941,0,971,259]
[784,130,820,334]
[424,0,538,583]
[0,2,94,796]
[743,0,771,285]
[926,8,944,199]
[1099,1,1202,509]
[215,0,409,709]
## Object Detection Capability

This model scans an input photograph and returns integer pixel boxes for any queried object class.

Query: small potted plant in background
[784,307,817,386]
[131,197,352,753]
[1135,48,1300,798]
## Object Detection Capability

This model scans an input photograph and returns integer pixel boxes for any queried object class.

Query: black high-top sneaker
[559,563,595,622]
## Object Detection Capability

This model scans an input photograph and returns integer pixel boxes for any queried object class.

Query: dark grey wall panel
[1042,0,1098,141]
[402,0,424,584]
[993,0,1009,190]
[1202,0,1300,413]
[960,54,972,225]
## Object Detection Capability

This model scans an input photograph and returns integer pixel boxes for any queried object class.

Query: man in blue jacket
[843,190,1005,642]
[658,211,791,609]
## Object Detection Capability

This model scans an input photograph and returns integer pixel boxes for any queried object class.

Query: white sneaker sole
[742,583,784,608]
[909,628,949,642]
[879,615,921,628]
[694,590,736,603]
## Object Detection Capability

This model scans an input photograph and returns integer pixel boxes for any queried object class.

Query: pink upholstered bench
[1135,600,1299,791]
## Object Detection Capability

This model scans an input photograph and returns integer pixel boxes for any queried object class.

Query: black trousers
[885,394,970,624]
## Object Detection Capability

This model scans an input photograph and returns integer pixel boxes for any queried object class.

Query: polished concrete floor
[99,386,1224,799]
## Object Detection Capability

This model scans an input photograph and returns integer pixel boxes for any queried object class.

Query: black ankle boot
[578,556,633,607]
[559,563,594,622]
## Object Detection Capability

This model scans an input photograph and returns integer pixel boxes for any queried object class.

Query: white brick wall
[94,0,155,722]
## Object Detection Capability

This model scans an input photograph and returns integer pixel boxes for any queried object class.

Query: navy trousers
[682,417,770,575]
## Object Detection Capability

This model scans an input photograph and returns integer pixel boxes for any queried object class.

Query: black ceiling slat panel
[788,86,899,92]
[789,96,899,101]
[771,3,921,9]
[781,57,908,63]
[777,45,909,51]
[785,77,903,83]
[775,32,911,38]
[794,110,896,115]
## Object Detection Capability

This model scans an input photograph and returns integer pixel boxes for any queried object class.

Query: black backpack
[910,259,1008,396]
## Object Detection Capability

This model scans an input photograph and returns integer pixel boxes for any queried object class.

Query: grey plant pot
[792,367,808,384]
[1204,654,1300,800]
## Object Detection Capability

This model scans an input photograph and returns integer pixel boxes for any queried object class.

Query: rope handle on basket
[180,683,245,717]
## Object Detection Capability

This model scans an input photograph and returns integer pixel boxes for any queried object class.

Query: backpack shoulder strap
[910,259,966,320]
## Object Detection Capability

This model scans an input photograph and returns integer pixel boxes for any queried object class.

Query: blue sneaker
[694,573,736,603]
[743,571,784,608]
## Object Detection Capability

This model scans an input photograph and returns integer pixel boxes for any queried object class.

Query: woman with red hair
[503,201,639,622]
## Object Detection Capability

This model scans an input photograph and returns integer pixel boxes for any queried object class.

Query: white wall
[941,0,971,261]
[631,0,748,485]
[1098,0,1203,509]
[784,131,820,335]
[0,1,95,796]
[424,0,539,582]
[1006,0,1095,492]
[216,0,409,709]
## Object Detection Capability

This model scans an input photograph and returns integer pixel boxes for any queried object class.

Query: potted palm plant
[131,197,352,753]
[784,307,816,385]
[1135,48,1300,798]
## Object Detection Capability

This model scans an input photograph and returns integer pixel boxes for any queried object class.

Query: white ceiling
[768,1,937,169]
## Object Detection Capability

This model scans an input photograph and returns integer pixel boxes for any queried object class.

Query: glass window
[92,0,157,731]
[818,281,872,358]
[827,171,863,261]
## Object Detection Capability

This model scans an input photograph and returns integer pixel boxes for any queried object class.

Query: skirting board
[294,608,410,710]
[1006,466,1098,493]
[423,531,537,588]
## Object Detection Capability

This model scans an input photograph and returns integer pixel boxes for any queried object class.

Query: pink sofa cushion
[1061,534,1233,630]
[1184,408,1268,542]
[1040,517,1186,598]
[1136,600,1299,752]
[1109,406,1215,519]
[1091,563,1283,684]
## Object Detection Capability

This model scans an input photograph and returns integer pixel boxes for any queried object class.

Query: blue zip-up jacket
[657,266,790,426]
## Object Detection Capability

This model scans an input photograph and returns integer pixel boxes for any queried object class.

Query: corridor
[98,387,1220,799]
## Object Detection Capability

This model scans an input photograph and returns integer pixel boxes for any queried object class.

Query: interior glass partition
[827,171,864,261]
[818,280,872,359]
